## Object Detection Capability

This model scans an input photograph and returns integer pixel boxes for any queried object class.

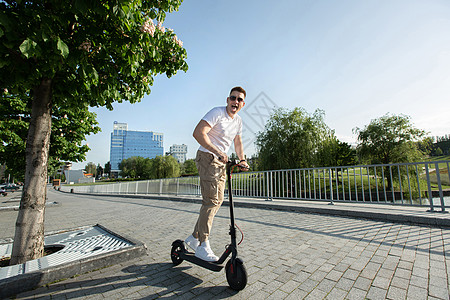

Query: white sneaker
[195,240,219,262]
[185,235,200,251]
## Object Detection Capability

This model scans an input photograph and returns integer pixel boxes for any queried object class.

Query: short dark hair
[230,86,246,98]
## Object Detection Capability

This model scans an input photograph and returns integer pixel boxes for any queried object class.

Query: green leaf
[0,11,12,31]
[41,31,49,42]
[19,39,37,58]
[57,38,69,59]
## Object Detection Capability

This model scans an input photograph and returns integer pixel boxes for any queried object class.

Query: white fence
[61,160,450,212]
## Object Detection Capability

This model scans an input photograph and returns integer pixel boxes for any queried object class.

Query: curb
[0,201,60,212]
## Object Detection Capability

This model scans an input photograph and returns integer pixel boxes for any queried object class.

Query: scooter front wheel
[225,258,247,291]
[171,240,186,265]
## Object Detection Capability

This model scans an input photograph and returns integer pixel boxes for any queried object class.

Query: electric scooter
[170,160,248,291]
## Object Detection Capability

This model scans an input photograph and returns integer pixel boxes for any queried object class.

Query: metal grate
[0,225,133,279]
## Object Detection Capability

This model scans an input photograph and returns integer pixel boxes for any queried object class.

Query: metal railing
[61,160,450,212]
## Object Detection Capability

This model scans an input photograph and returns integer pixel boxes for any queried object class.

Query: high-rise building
[110,121,163,173]
[168,144,188,164]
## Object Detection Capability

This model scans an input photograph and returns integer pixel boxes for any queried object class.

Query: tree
[256,107,337,170]
[416,136,433,157]
[248,154,260,171]
[354,113,427,190]
[1,1,188,264]
[84,162,97,176]
[104,161,111,177]
[96,163,104,178]
[334,141,357,167]
[119,156,152,178]
[354,114,427,165]
[182,159,198,176]
[434,134,450,155]
[118,155,180,179]
[0,93,100,182]
[151,155,180,179]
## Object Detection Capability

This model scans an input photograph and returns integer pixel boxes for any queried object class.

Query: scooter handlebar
[227,160,249,171]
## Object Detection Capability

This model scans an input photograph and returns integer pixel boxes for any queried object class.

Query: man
[185,86,250,262]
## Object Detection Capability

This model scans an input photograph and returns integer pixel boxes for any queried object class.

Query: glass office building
[110,122,163,173]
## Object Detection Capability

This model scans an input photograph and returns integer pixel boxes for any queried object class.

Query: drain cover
[0,225,134,279]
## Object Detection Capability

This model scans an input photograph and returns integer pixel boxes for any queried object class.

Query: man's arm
[193,120,228,162]
[234,135,249,170]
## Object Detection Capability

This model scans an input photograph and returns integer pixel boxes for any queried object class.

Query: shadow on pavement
[16,262,238,299]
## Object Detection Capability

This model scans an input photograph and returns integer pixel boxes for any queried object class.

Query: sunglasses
[229,95,245,103]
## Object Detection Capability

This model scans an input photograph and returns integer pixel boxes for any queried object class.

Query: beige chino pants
[193,150,227,243]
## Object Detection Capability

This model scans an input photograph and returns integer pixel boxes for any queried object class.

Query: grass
[428,155,450,162]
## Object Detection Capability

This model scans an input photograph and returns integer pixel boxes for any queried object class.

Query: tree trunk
[10,78,52,265]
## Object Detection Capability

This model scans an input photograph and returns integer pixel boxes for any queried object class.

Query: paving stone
[343,268,360,280]
[406,284,428,300]
[267,289,289,299]
[2,190,449,300]
[387,285,407,300]
[346,287,367,300]
[325,269,343,282]
[315,278,336,294]
[304,287,327,299]
[335,277,354,292]
[372,275,391,289]
[353,276,372,291]
[325,287,347,300]
[367,285,388,299]
[428,284,450,300]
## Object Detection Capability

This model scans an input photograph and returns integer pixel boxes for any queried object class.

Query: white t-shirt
[198,106,242,156]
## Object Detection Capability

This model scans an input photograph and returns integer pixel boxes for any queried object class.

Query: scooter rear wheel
[171,240,185,265]
[225,258,247,291]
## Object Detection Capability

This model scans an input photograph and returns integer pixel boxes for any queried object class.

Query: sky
[72,0,450,169]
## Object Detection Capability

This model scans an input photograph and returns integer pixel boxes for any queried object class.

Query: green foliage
[0,0,187,178]
[0,93,100,181]
[150,155,180,179]
[354,113,427,164]
[96,163,104,177]
[433,134,450,155]
[335,141,357,166]
[0,0,188,263]
[119,155,180,179]
[416,137,433,157]
[84,162,97,176]
[119,156,152,178]
[256,107,340,170]
[248,154,260,171]
[104,161,111,176]
[0,1,188,108]
[182,159,198,176]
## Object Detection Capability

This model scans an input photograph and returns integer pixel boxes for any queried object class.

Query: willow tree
[256,107,337,170]
[0,0,187,264]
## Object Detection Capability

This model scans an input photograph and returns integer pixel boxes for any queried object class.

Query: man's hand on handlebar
[238,160,250,171]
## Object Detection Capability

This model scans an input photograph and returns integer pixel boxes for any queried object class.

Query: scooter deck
[179,251,224,272]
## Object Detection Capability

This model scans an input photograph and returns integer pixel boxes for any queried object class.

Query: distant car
[0,188,7,196]
[1,184,19,192]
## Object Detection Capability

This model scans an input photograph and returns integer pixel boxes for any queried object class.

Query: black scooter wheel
[225,258,247,291]
[171,240,185,265]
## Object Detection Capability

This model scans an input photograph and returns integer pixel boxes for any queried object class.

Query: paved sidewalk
[1,188,449,299]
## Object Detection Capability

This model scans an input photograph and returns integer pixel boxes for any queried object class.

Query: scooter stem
[226,161,238,251]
